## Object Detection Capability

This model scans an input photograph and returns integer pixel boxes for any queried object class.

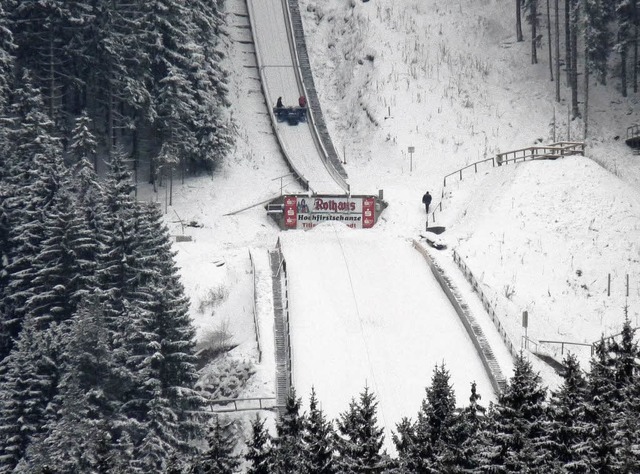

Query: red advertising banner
[283,196,298,229]
[282,195,377,230]
[362,197,375,228]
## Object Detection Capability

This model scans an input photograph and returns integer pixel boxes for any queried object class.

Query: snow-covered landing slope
[279,223,496,449]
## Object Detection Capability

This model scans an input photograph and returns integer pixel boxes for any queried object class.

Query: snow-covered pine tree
[0,75,63,357]
[94,147,138,326]
[0,319,62,471]
[5,0,72,121]
[446,381,487,472]
[155,65,198,172]
[545,352,591,472]
[0,0,15,110]
[23,186,96,328]
[69,110,98,170]
[617,358,640,471]
[185,0,233,171]
[612,315,640,471]
[135,0,200,181]
[69,121,103,272]
[271,388,306,473]
[335,386,392,474]
[191,416,241,474]
[124,285,203,472]
[410,363,457,472]
[608,316,638,390]
[302,387,336,474]
[475,353,550,472]
[392,417,418,473]
[583,338,620,472]
[245,414,273,474]
[129,200,203,421]
[18,300,122,473]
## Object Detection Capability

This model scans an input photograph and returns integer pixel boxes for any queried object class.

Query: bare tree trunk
[565,0,572,87]
[107,66,114,159]
[517,0,524,41]
[547,0,553,79]
[532,0,538,64]
[634,0,638,93]
[635,3,639,93]
[555,0,561,100]
[621,39,628,97]
[584,49,589,138]
[49,31,55,120]
[570,2,579,118]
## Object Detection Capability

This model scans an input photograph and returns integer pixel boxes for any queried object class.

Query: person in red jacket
[298,95,307,108]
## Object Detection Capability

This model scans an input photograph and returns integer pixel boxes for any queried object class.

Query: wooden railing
[430,142,585,228]
[452,250,519,358]
[496,141,585,165]
[538,339,594,357]
[627,124,640,140]
[205,396,277,413]
[248,249,262,363]
[443,157,496,187]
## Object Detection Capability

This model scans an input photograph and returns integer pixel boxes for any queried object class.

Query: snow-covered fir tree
[445,381,487,471]
[245,414,272,474]
[0,73,63,357]
[18,300,122,473]
[0,320,62,472]
[302,387,337,474]
[335,385,392,474]
[191,416,241,474]
[583,338,620,472]
[475,353,550,472]
[271,388,306,473]
[545,352,591,472]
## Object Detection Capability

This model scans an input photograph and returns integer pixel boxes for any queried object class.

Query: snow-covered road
[280,225,496,449]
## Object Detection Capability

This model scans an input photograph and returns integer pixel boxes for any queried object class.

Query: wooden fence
[452,249,519,359]
[205,396,277,413]
[442,157,496,187]
[428,142,586,228]
[496,141,585,166]
[248,249,262,363]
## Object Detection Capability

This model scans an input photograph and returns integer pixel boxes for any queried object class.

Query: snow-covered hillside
[140,0,640,449]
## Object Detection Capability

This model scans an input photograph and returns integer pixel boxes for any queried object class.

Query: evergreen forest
[0,0,639,472]
[0,0,230,472]
[202,324,640,474]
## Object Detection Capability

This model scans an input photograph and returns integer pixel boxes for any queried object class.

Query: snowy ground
[280,225,495,443]
[138,0,640,453]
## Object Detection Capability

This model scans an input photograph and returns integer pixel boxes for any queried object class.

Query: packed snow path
[280,226,495,448]
[247,0,346,195]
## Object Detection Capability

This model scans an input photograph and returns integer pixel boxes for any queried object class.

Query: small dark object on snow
[274,105,307,125]
[425,226,446,235]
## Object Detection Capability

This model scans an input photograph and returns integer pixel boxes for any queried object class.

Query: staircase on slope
[269,250,291,415]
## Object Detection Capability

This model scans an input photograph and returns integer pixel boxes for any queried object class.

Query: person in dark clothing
[276,97,283,108]
[298,95,307,108]
[422,191,432,214]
